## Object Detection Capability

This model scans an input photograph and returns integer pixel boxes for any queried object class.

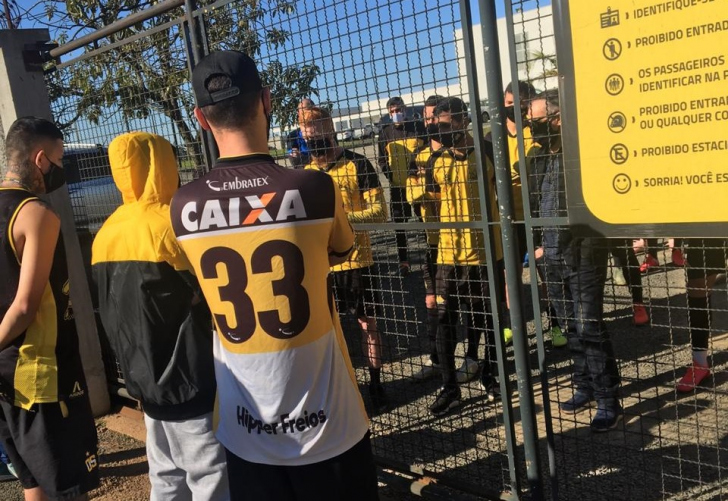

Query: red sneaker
[677,363,710,392]
[640,254,659,273]
[633,303,649,326]
[672,248,687,266]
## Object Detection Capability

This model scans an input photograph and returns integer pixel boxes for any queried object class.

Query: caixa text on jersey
[179,189,307,232]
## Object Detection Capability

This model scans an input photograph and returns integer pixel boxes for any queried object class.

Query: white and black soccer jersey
[170,153,369,466]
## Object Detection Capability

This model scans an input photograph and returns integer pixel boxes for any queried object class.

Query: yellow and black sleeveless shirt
[0,188,83,409]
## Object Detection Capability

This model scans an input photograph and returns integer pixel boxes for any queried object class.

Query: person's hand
[534,247,544,260]
[290,148,300,158]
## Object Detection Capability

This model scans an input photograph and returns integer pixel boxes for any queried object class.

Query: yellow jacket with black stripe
[92,132,216,420]
[429,146,502,265]
[378,121,426,187]
[0,189,84,409]
[305,149,387,271]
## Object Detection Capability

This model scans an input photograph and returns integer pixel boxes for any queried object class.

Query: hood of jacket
[109,131,179,205]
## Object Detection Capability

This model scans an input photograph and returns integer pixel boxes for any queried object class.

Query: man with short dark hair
[422,97,501,416]
[170,50,378,500]
[378,96,426,275]
[0,117,99,500]
[407,95,443,381]
[528,89,621,432]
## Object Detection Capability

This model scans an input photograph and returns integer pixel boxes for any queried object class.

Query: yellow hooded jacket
[91,132,216,420]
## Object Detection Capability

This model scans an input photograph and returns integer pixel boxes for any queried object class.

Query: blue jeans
[544,245,620,403]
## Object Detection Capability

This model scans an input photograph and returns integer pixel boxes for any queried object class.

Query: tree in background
[32,0,320,165]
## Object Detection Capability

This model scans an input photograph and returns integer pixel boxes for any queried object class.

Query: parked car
[336,128,354,141]
[353,124,377,140]
[63,143,123,236]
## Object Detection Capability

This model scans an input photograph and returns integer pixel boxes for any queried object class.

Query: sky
[12,0,552,145]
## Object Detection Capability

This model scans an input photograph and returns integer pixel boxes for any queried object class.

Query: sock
[693,350,708,367]
[369,367,381,387]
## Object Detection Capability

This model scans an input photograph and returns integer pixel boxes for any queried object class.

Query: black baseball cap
[192,50,263,107]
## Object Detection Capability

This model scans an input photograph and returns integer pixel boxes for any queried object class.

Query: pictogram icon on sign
[610,144,629,165]
[607,112,627,133]
[600,7,620,28]
[605,74,624,95]
[603,38,622,60]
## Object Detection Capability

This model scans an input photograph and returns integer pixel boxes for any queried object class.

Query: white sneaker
[456,357,479,384]
[412,358,439,381]
[612,268,627,286]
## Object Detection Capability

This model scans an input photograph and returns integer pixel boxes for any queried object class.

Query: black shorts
[0,387,99,498]
[332,266,381,319]
[685,238,727,281]
[435,264,491,307]
[423,244,438,296]
[225,431,379,501]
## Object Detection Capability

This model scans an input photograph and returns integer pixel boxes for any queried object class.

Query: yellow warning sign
[569,1,728,225]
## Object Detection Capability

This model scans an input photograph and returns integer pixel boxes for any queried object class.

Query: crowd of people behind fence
[0,49,725,500]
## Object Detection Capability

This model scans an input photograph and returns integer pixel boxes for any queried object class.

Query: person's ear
[33,149,46,171]
[262,88,272,116]
[194,107,211,131]
[554,114,562,128]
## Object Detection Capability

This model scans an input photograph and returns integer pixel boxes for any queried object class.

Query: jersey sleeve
[349,156,387,224]
[328,178,355,258]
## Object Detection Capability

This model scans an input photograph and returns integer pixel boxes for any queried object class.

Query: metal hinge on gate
[22,41,59,73]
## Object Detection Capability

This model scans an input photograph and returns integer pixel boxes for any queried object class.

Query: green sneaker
[503,328,513,345]
[550,326,567,348]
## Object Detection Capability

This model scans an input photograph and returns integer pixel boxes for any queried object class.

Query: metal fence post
[183,0,218,170]
[475,0,546,498]
[459,0,534,497]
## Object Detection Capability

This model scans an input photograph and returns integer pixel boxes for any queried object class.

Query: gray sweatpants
[145,412,229,501]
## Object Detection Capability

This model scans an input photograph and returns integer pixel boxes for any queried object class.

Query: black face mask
[306,138,332,157]
[504,105,517,123]
[426,123,463,148]
[530,119,556,145]
[43,162,66,193]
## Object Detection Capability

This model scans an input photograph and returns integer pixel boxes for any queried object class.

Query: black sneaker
[591,402,623,432]
[429,386,461,416]
[559,391,594,413]
[399,262,410,277]
[368,384,389,415]
[479,375,501,402]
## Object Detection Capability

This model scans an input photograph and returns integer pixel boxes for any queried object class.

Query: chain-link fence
[41,0,728,499]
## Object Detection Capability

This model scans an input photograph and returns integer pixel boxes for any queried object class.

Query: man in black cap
[377,96,426,275]
[170,50,379,500]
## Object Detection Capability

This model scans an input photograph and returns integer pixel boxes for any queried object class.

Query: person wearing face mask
[485,82,569,349]
[418,97,502,416]
[378,97,426,276]
[0,117,99,500]
[407,95,443,381]
[299,106,390,416]
[527,89,621,432]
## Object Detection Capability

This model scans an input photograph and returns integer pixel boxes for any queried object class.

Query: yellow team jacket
[306,149,387,271]
[406,147,440,246]
[507,126,536,220]
[428,147,502,266]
